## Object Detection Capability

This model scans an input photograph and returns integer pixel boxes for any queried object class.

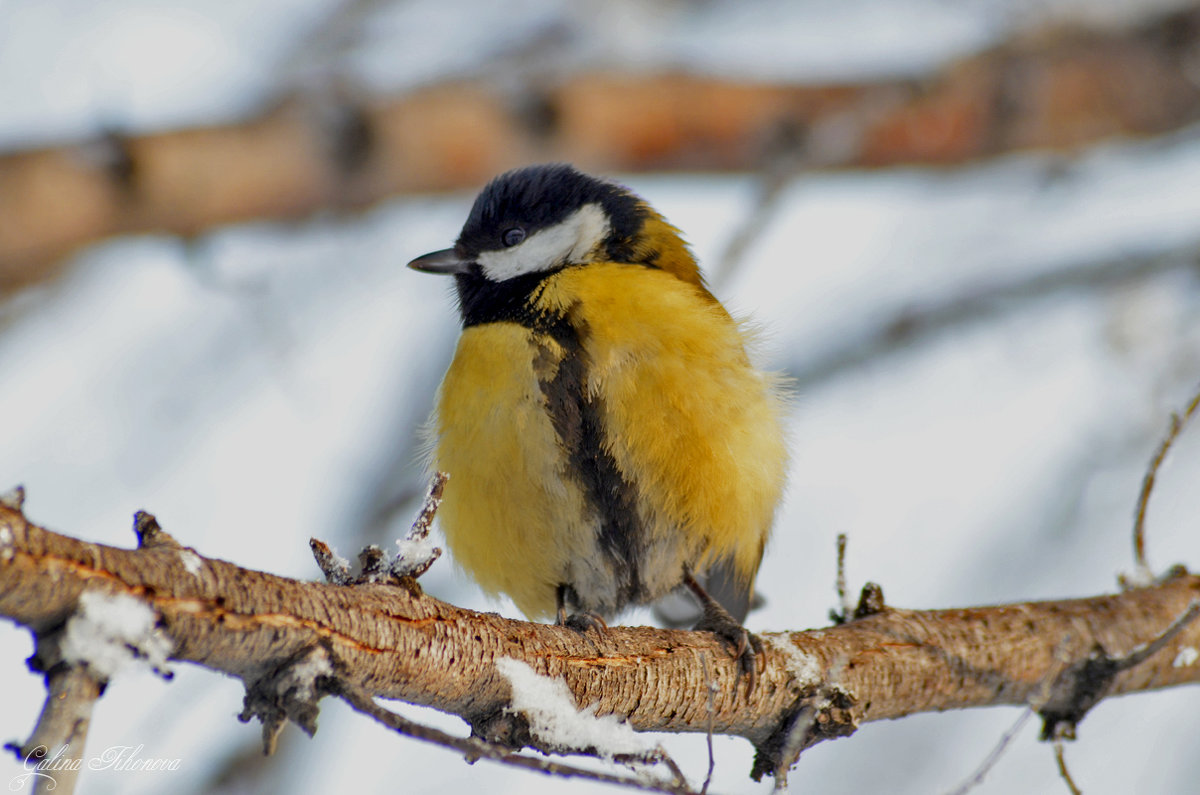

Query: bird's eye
[502,227,526,247]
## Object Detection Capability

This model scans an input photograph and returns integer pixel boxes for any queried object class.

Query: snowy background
[2,1,1200,793]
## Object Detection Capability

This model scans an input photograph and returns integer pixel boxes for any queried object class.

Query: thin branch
[708,98,887,290]
[699,652,716,795]
[1132,383,1200,576]
[1054,740,1084,795]
[6,664,101,795]
[945,632,1081,795]
[944,708,1035,795]
[787,248,1200,392]
[829,533,852,625]
[1115,599,1200,672]
[336,683,698,795]
[407,471,447,542]
[653,747,690,793]
[709,158,798,290]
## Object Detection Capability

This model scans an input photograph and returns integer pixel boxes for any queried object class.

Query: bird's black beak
[407,248,473,275]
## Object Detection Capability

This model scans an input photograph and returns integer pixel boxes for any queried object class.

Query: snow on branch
[495,657,655,761]
[60,591,173,680]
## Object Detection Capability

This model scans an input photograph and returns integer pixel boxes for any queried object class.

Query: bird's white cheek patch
[477,203,611,282]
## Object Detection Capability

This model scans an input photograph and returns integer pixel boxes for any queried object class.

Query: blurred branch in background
[785,245,1200,390]
[5,5,1200,291]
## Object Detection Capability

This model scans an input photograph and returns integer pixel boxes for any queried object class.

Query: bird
[408,163,788,683]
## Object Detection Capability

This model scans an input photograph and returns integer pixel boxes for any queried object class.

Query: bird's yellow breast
[432,323,594,618]
[432,264,788,619]
[537,264,788,575]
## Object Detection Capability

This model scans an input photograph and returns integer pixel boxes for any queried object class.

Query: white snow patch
[494,657,652,760]
[327,545,352,574]
[290,647,334,701]
[390,535,439,578]
[0,523,12,562]
[1173,646,1199,668]
[60,591,173,679]
[1119,566,1157,589]
[178,548,203,576]
[764,633,822,688]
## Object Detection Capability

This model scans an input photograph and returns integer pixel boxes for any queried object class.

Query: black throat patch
[455,268,561,329]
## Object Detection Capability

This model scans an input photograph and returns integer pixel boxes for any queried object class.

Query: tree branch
[2,501,1199,784]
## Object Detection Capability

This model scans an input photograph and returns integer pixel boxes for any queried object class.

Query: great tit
[409,164,788,679]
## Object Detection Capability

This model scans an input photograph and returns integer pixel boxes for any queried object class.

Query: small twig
[133,510,164,547]
[652,747,690,792]
[409,471,448,542]
[336,683,699,795]
[1053,740,1083,795]
[829,533,852,625]
[388,471,446,579]
[309,538,353,585]
[358,545,388,579]
[1132,383,1200,576]
[310,473,448,586]
[1113,599,1200,672]
[946,636,1076,795]
[707,104,873,289]
[853,582,886,619]
[709,168,795,289]
[699,652,716,795]
[943,708,1034,795]
[771,702,818,793]
[0,484,25,511]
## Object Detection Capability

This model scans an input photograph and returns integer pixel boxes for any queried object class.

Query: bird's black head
[408,163,711,327]
[463,164,651,272]
[412,164,646,277]
[407,164,649,326]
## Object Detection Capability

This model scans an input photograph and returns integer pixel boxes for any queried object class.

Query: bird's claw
[557,609,608,636]
[695,605,763,694]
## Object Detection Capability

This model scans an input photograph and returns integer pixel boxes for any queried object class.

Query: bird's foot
[554,584,608,636]
[694,602,763,693]
[556,609,608,636]
[683,568,762,694]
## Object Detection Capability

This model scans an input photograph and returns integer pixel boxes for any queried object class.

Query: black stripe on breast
[537,314,645,610]
[455,266,646,610]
